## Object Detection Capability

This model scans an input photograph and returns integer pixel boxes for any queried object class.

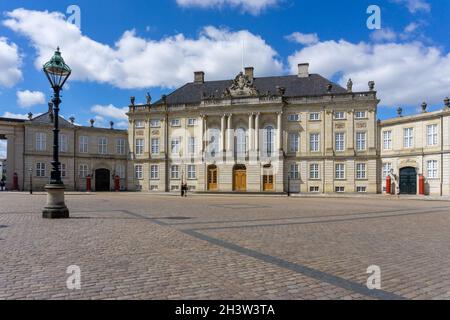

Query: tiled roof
[155,74,347,105]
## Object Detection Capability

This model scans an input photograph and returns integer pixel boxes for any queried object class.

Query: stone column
[200,114,206,154]
[221,114,226,158]
[277,112,283,152]
[248,113,254,151]
[227,114,233,151]
[255,113,260,152]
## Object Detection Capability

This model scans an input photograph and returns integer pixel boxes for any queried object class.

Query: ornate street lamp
[42,47,71,219]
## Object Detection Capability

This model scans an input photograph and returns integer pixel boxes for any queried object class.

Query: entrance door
[207,165,218,191]
[399,167,417,195]
[233,165,247,192]
[263,165,274,191]
[95,169,111,192]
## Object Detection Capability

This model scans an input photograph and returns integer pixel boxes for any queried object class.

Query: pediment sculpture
[228,72,259,97]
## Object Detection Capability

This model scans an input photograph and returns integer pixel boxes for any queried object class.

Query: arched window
[264,126,275,157]
[235,128,247,156]
[208,128,220,158]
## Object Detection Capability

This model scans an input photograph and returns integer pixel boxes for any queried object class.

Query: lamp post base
[42,184,69,219]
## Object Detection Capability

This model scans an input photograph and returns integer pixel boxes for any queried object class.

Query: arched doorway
[95,168,111,192]
[263,164,274,191]
[399,167,417,195]
[207,165,218,191]
[233,164,247,192]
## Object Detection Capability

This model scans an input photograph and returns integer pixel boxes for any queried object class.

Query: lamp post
[29,168,33,195]
[42,47,71,219]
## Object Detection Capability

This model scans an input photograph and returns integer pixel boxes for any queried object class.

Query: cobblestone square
[1,192,450,300]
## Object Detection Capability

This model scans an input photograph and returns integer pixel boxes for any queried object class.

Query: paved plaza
[1,192,450,300]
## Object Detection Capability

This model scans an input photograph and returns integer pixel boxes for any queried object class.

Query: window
[135,120,144,128]
[151,138,160,154]
[309,113,320,121]
[170,119,181,127]
[356,132,367,151]
[188,118,197,126]
[36,163,46,177]
[382,163,392,179]
[309,163,319,180]
[36,133,46,151]
[208,128,220,158]
[135,165,143,180]
[59,134,68,152]
[79,136,88,153]
[289,164,299,180]
[187,165,196,179]
[116,139,126,155]
[98,137,108,154]
[188,137,197,155]
[264,126,275,157]
[171,138,181,155]
[150,165,159,180]
[116,164,125,179]
[383,131,392,150]
[355,111,367,119]
[403,128,414,148]
[310,186,320,193]
[60,163,66,178]
[335,186,345,193]
[288,114,300,122]
[171,165,179,179]
[79,164,89,178]
[289,133,299,153]
[427,160,438,179]
[334,111,345,120]
[427,124,438,146]
[150,119,160,128]
[310,133,320,152]
[235,128,247,156]
[357,186,367,193]
[135,139,144,155]
[335,163,345,180]
[335,133,345,152]
[356,163,367,179]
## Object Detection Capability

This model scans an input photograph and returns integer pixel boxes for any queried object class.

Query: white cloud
[288,40,450,106]
[370,28,397,42]
[0,37,22,88]
[176,0,279,15]
[16,90,45,108]
[392,0,431,13]
[404,22,419,33]
[285,32,319,46]
[91,104,128,120]
[1,112,33,119]
[4,9,282,89]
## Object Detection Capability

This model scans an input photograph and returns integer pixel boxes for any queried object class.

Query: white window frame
[135,139,144,155]
[135,165,143,180]
[170,119,181,127]
[289,133,299,153]
[309,163,320,180]
[171,138,181,155]
[310,133,320,152]
[187,165,196,180]
[356,163,367,180]
[79,136,88,153]
[383,131,392,150]
[309,113,320,121]
[150,165,159,180]
[135,120,145,129]
[98,137,108,155]
[150,119,161,128]
[289,164,299,180]
[151,138,160,154]
[188,137,197,155]
[426,124,438,146]
[116,138,126,155]
[335,132,345,152]
[36,162,46,177]
[171,165,180,180]
[335,163,345,180]
[36,133,47,151]
[310,186,319,193]
[356,132,367,151]
[59,134,68,153]
[403,128,414,148]
[357,186,367,193]
[334,111,345,120]
[187,118,197,126]
[382,163,392,179]
[335,186,345,193]
[79,164,89,178]
[355,111,367,119]
[427,160,438,179]
[116,164,125,179]
[288,114,300,122]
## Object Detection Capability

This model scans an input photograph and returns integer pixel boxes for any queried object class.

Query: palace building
[1,63,449,195]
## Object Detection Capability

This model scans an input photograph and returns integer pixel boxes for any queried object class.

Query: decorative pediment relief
[227,72,259,97]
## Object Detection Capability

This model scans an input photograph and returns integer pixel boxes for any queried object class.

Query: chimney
[194,71,205,84]
[298,63,309,78]
[245,67,254,80]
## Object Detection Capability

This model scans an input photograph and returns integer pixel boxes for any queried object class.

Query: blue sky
[0,0,449,140]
